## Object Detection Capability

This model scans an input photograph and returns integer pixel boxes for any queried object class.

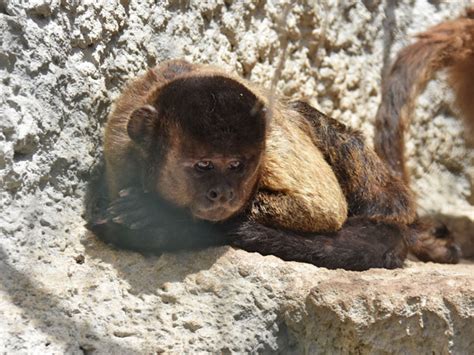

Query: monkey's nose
[207,189,220,201]
[207,187,234,203]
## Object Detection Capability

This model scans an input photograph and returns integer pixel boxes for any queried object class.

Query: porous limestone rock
[0,0,473,353]
[1,243,473,353]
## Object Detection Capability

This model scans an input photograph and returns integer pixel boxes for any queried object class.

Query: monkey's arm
[249,189,345,233]
[86,186,408,270]
[230,217,407,271]
[254,112,348,233]
[87,188,230,252]
[84,161,229,251]
[89,219,228,253]
[84,165,407,270]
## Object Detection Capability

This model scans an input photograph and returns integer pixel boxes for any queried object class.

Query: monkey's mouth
[191,206,239,222]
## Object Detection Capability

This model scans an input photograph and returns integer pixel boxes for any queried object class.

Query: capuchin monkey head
[127,74,267,221]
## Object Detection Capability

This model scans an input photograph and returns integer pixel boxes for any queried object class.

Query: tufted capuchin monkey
[85,59,460,271]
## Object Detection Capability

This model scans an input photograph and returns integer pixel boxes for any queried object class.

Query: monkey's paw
[107,187,161,230]
[409,219,462,264]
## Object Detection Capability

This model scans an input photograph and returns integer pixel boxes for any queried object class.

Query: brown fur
[254,104,347,232]
[104,60,348,233]
[374,8,474,182]
[407,217,460,264]
[90,59,460,269]
[104,60,195,199]
[293,101,417,225]
[106,62,267,222]
[290,102,459,264]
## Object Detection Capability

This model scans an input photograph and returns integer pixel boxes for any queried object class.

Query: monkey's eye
[228,160,242,170]
[194,160,214,171]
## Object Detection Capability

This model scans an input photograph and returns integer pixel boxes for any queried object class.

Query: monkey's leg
[292,101,460,264]
[230,217,408,271]
[259,114,348,233]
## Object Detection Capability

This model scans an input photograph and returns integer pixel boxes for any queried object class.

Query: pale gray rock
[0,0,472,353]
[1,244,473,353]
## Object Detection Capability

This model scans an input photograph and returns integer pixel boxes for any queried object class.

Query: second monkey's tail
[374,9,474,183]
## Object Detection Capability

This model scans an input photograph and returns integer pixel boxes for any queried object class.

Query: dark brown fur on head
[156,75,267,153]
[127,75,268,221]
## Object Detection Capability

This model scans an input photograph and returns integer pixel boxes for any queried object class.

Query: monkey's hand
[106,187,173,230]
[89,187,230,252]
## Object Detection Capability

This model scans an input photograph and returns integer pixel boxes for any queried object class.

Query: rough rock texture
[0,0,473,353]
[1,244,473,353]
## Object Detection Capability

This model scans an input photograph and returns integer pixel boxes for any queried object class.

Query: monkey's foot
[407,219,461,264]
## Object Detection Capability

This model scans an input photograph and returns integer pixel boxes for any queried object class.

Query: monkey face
[150,133,263,221]
[180,154,261,221]
[127,73,267,222]
[151,136,263,221]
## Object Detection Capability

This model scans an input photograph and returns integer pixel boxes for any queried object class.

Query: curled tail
[374,9,474,182]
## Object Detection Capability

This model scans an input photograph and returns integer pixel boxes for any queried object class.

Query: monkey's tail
[229,217,408,271]
[374,9,474,182]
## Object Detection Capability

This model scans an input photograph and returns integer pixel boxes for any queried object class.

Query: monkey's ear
[127,105,158,145]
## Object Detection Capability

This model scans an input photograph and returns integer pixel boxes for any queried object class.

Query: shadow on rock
[0,246,136,353]
[81,230,229,295]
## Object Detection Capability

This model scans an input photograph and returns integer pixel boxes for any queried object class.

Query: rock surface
[1,241,473,353]
[0,0,473,353]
